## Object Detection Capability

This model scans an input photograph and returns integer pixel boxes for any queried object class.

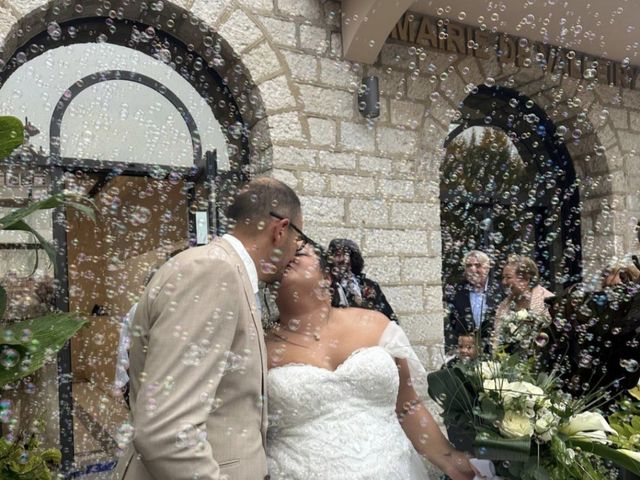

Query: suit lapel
[216,239,268,444]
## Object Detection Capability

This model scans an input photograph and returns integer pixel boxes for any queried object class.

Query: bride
[265,244,475,480]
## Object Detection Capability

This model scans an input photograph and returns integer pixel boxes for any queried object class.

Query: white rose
[500,411,534,438]
[483,378,507,392]
[516,309,529,320]
[560,412,616,444]
[501,381,544,408]
[480,361,501,380]
[534,409,558,441]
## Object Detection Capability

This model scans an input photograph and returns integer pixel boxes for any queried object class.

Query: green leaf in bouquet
[475,396,502,423]
[427,367,475,423]
[566,438,640,476]
[0,313,87,386]
[474,429,532,462]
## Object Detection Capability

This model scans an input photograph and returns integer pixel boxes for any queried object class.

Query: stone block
[258,75,296,112]
[244,42,283,84]
[319,57,359,89]
[401,257,441,284]
[249,117,271,151]
[308,117,336,146]
[389,100,426,129]
[390,202,441,227]
[629,110,640,132]
[299,171,328,194]
[190,0,232,29]
[299,85,354,118]
[365,229,429,255]
[407,76,431,101]
[402,313,446,344]
[218,9,263,53]
[272,145,316,168]
[317,151,356,170]
[340,121,376,153]
[424,285,446,312]
[366,66,406,98]
[284,51,318,82]
[380,43,416,68]
[357,156,394,175]
[258,15,297,47]
[235,0,273,12]
[329,175,376,196]
[608,108,629,130]
[384,285,424,313]
[0,5,18,44]
[271,169,298,188]
[308,225,365,246]
[379,180,415,200]
[330,32,342,59]
[376,127,418,156]
[617,131,640,153]
[365,256,402,284]
[300,195,345,224]
[277,0,322,19]
[348,199,389,227]
[300,24,328,53]
[324,1,341,28]
[268,112,305,142]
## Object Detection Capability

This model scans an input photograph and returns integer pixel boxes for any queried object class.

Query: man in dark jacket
[328,238,398,323]
[444,250,498,354]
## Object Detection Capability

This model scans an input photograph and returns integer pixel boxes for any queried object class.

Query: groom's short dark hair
[227,177,301,229]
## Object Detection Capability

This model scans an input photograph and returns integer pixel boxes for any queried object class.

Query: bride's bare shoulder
[335,307,390,339]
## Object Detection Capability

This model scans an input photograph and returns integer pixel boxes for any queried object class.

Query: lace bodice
[266,345,431,479]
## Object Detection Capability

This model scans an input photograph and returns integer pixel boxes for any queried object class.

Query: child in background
[442,333,479,369]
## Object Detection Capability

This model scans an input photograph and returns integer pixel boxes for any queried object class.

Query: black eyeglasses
[269,211,315,252]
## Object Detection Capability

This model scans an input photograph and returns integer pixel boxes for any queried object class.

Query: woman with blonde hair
[491,255,554,351]
[601,257,640,287]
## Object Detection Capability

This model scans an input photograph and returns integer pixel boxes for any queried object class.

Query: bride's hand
[442,452,476,480]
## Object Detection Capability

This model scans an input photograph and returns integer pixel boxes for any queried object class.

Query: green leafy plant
[0,116,93,478]
[0,433,61,480]
[0,116,24,159]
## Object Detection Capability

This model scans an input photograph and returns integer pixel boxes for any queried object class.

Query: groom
[115,178,303,480]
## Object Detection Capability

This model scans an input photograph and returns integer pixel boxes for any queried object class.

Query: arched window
[440,86,581,295]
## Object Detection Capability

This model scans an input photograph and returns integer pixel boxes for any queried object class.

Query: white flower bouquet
[428,354,640,479]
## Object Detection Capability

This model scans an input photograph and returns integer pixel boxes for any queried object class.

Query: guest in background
[491,255,554,351]
[327,238,398,323]
[445,250,497,354]
[442,333,479,369]
[601,256,640,287]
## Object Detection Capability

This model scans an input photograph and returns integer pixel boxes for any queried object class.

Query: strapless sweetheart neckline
[268,345,387,374]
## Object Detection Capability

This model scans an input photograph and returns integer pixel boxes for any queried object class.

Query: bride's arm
[395,358,475,480]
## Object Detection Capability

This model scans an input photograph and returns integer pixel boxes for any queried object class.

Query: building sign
[390,12,639,90]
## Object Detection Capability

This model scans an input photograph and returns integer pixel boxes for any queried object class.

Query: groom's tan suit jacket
[115,237,269,480]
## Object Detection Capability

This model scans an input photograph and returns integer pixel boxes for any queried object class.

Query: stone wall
[0,0,639,371]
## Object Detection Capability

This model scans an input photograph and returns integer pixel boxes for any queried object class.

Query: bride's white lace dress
[266,323,433,479]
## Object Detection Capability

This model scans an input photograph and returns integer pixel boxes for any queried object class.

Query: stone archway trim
[341,0,414,64]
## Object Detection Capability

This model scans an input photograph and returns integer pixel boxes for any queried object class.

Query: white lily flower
[560,412,616,442]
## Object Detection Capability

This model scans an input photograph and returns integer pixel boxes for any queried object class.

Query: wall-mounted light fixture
[358,75,380,119]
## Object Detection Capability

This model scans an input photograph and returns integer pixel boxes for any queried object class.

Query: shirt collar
[222,234,259,294]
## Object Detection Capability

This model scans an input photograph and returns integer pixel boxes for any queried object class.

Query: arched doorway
[440,85,582,303]
[0,6,266,474]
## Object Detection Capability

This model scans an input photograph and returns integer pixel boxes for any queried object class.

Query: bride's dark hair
[263,243,337,325]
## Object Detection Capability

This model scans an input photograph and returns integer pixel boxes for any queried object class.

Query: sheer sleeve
[378,322,430,399]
